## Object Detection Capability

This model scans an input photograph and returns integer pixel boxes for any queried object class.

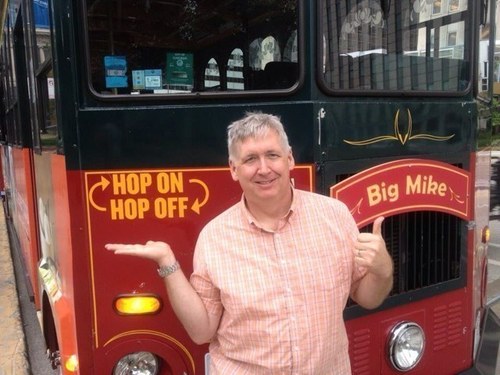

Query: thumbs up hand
[354,216,393,279]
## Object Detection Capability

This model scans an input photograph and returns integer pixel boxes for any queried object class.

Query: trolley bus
[0,0,498,374]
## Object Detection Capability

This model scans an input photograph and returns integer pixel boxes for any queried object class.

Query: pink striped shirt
[190,188,365,374]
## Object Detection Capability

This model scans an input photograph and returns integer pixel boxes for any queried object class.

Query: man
[106,112,393,374]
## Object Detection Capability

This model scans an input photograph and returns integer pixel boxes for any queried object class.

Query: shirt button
[280,259,286,266]
[286,287,292,294]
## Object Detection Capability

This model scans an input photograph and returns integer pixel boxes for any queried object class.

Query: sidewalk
[0,210,30,375]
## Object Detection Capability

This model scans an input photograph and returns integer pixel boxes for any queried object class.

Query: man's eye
[243,156,256,163]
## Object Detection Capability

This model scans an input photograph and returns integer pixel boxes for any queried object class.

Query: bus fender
[459,300,500,375]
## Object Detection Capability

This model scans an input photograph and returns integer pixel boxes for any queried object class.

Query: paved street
[0,209,30,375]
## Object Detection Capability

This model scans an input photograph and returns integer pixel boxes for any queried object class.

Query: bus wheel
[42,293,61,372]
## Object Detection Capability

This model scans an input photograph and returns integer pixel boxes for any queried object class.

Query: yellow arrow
[189,178,209,214]
[89,176,110,211]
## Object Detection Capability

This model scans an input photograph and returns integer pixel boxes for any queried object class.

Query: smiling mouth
[256,178,277,185]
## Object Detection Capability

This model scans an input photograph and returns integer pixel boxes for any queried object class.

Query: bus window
[227,49,244,91]
[481,0,498,100]
[0,37,9,143]
[3,10,17,145]
[33,0,51,64]
[204,58,220,91]
[261,36,282,68]
[36,67,59,152]
[32,0,60,153]
[283,30,298,62]
[320,0,471,93]
[85,0,300,97]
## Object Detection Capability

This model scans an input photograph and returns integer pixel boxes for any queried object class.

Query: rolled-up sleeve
[190,234,223,317]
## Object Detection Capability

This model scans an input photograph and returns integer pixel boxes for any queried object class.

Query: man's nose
[257,157,270,173]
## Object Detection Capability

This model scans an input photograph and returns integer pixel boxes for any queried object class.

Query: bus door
[8,5,43,306]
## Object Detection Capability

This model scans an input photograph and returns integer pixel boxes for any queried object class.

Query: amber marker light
[114,294,162,315]
[65,354,79,372]
[482,226,490,244]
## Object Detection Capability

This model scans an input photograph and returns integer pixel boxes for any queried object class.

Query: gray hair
[227,112,291,160]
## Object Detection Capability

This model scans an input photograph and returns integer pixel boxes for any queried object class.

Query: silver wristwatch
[157,260,180,278]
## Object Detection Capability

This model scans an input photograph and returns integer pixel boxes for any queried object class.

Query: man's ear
[229,158,239,181]
[288,149,295,170]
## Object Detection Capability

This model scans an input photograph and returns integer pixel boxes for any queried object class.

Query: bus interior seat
[264,61,299,89]
[250,69,268,90]
[332,54,468,91]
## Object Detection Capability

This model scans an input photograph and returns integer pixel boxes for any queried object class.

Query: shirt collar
[239,185,297,231]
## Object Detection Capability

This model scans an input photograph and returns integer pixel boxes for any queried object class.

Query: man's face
[229,129,295,203]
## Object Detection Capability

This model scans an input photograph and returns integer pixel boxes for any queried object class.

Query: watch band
[157,260,180,278]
